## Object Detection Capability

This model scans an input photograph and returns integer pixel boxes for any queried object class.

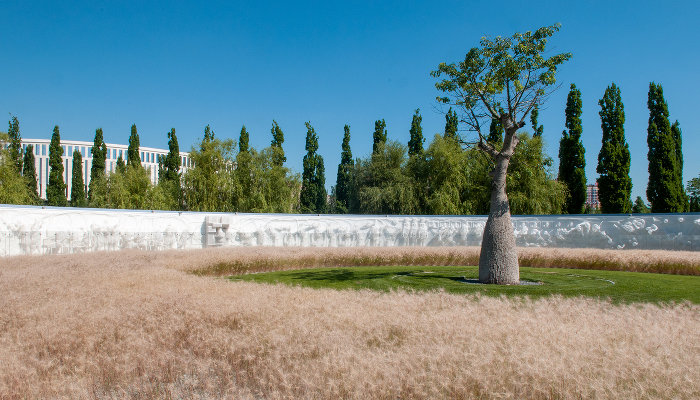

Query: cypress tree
[270,120,286,167]
[671,121,688,210]
[558,83,587,214]
[688,176,700,212]
[7,116,22,172]
[127,124,141,168]
[596,83,631,213]
[487,117,503,145]
[204,124,215,142]
[47,126,67,206]
[408,109,424,156]
[300,122,326,213]
[335,124,353,213]
[22,144,37,199]
[239,125,249,153]
[116,155,126,174]
[530,104,544,137]
[70,150,86,207]
[372,119,387,154]
[632,196,650,213]
[89,128,107,201]
[162,128,180,182]
[444,107,459,140]
[646,82,685,212]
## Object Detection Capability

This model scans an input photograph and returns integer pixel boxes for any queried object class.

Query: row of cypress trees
[556,82,690,214]
[1,80,696,213]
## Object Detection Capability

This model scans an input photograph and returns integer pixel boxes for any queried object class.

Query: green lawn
[230,266,700,304]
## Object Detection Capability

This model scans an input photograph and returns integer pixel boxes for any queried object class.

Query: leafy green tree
[558,83,587,214]
[408,109,424,156]
[270,120,286,167]
[596,83,631,213]
[632,196,650,213]
[334,125,353,213]
[253,146,301,213]
[300,122,326,213]
[350,140,418,215]
[506,133,565,215]
[372,119,387,154]
[432,23,571,284]
[47,126,67,206]
[444,107,459,140]
[89,128,107,202]
[127,124,141,168]
[70,150,86,207]
[22,144,38,200]
[646,83,686,212]
[182,127,237,212]
[7,116,22,172]
[530,104,544,137]
[0,132,34,205]
[687,175,700,212]
[423,134,477,215]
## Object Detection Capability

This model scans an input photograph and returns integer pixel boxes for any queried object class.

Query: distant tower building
[20,138,192,200]
[586,182,600,211]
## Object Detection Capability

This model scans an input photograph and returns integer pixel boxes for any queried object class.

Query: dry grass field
[1,247,699,399]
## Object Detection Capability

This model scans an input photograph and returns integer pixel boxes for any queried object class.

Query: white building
[19,139,192,200]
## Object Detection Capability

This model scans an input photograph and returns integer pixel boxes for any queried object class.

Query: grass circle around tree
[230,265,700,304]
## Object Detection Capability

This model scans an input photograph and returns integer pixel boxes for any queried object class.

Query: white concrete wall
[1,205,698,257]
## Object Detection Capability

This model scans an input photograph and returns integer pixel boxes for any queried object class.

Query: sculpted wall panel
[1,206,698,256]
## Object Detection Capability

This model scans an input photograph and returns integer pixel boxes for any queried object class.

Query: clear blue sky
[2,0,698,203]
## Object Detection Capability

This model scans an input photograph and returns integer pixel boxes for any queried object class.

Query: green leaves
[432,23,570,145]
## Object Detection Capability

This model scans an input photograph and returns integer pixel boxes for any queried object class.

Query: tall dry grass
[175,246,700,276]
[0,248,699,399]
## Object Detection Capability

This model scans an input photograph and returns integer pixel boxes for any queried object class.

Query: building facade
[19,139,191,200]
[586,182,600,210]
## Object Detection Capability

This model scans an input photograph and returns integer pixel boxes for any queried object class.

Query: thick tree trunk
[478,153,519,284]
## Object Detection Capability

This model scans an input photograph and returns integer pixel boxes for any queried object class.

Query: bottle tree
[596,83,631,213]
[88,128,107,202]
[300,122,326,213]
[444,107,459,140]
[127,124,141,168]
[530,104,544,137]
[335,124,353,213]
[558,83,586,214]
[432,24,571,284]
[408,109,424,156]
[47,126,67,206]
[22,144,38,200]
[7,116,22,172]
[270,120,286,167]
[646,83,686,212]
[70,150,86,207]
[372,119,387,154]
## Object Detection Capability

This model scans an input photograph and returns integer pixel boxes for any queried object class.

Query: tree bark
[478,140,519,284]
